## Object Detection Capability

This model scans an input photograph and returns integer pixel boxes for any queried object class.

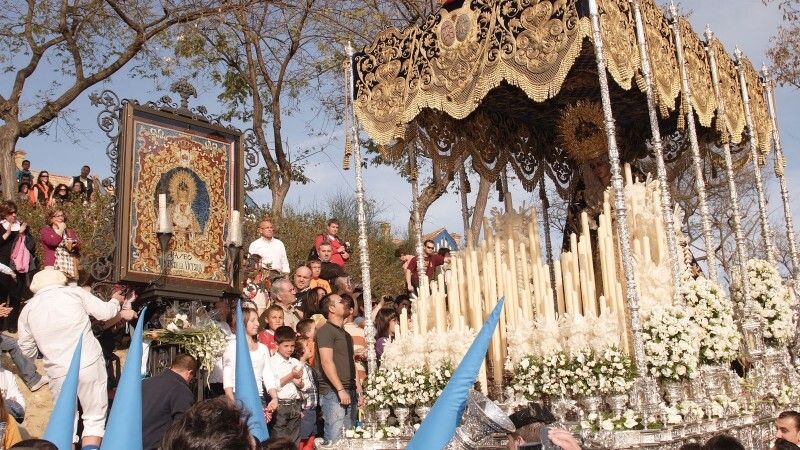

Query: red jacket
[314,234,347,267]
[40,227,79,267]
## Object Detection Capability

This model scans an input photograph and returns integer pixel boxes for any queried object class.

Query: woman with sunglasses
[52,184,70,204]
[29,171,54,206]
[0,201,36,332]
[70,180,87,204]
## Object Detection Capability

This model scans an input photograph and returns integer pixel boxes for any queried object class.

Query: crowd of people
[0,164,796,450]
[15,161,107,207]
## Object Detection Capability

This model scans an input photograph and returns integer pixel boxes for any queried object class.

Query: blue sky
[10,0,799,241]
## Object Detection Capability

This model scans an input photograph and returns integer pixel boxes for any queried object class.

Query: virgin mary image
[167,169,204,251]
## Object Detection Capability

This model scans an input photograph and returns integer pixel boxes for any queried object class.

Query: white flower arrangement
[582,409,649,431]
[165,313,191,332]
[148,323,227,382]
[506,312,623,371]
[677,400,704,422]
[708,394,740,418]
[643,304,701,381]
[363,365,454,409]
[593,347,635,395]
[363,367,416,409]
[746,259,795,347]
[344,427,372,439]
[682,278,741,365]
[511,347,633,400]
[659,404,684,425]
[778,384,800,407]
[511,351,569,399]
[373,426,403,439]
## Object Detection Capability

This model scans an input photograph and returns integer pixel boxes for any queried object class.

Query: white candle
[157,194,171,233]
[400,307,408,337]
[554,260,565,316]
[519,243,533,319]
[230,210,241,245]
[624,163,633,186]
[542,264,555,321]
[470,249,483,331]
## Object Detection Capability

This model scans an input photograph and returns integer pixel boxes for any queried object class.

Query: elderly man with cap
[17,269,137,449]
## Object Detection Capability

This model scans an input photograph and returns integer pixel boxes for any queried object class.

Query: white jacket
[18,285,120,378]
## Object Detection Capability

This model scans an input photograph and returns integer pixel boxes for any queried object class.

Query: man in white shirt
[17,269,137,448]
[248,219,290,275]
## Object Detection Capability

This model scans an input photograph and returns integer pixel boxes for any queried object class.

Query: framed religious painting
[114,103,244,295]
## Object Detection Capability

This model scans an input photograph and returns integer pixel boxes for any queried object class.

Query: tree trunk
[469,176,491,242]
[0,123,20,201]
[407,164,452,237]
[270,181,290,218]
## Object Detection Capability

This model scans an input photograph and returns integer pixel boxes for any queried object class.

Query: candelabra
[226,241,243,285]
[154,231,174,286]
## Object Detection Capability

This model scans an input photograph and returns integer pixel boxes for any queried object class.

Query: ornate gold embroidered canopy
[352,0,771,193]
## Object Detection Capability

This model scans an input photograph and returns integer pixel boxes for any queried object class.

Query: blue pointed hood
[43,338,82,450]
[235,300,269,442]
[407,298,505,450]
[101,306,147,450]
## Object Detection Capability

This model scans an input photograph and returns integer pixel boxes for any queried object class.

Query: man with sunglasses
[404,239,445,294]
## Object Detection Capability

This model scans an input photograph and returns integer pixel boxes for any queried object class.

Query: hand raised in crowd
[53,221,66,235]
[18,223,27,234]
[548,428,582,450]
[111,290,126,303]
[338,389,351,406]
[0,304,12,318]
[119,308,138,321]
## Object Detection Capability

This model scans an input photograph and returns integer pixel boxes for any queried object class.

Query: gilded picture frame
[115,103,244,294]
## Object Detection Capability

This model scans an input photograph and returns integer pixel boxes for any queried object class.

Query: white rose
[345,429,355,438]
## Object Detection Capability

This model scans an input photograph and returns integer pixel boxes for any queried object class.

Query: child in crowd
[307,260,331,293]
[269,326,304,444]
[293,336,318,450]
[222,306,278,418]
[374,308,398,363]
[243,255,269,316]
[296,318,316,366]
[258,305,284,355]
[296,318,316,340]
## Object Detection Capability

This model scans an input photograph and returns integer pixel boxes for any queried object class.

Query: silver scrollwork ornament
[444,391,516,450]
